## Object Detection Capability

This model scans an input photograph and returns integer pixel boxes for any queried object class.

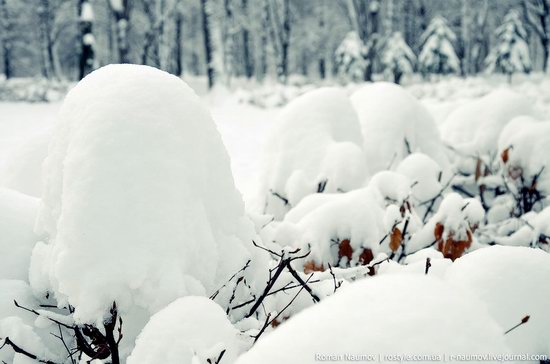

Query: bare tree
[266,0,292,83]
[108,0,131,63]
[200,0,215,88]
[0,0,13,79]
[78,0,95,79]
[523,0,550,72]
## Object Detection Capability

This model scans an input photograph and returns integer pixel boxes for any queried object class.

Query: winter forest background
[1,1,550,364]
[0,0,547,89]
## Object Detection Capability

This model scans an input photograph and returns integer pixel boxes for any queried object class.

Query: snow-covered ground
[1,70,550,363]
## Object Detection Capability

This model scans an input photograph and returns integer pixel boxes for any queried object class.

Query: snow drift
[236,274,509,364]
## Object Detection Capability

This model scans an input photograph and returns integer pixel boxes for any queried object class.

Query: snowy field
[0,68,549,364]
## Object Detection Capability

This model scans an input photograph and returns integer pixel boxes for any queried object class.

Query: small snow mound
[257,87,366,219]
[498,119,550,197]
[0,188,39,281]
[441,89,535,155]
[350,82,447,175]
[32,64,256,323]
[236,275,509,364]
[128,297,241,364]
[446,246,550,355]
[396,153,444,203]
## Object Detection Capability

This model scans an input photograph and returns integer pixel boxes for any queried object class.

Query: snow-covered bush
[0,188,38,281]
[267,171,421,271]
[256,87,366,219]
[441,89,535,157]
[128,297,242,364]
[485,10,531,80]
[408,193,484,261]
[350,82,448,175]
[334,32,367,82]
[446,246,550,355]
[236,274,509,364]
[418,16,460,76]
[498,119,550,215]
[396,153,447,219]
[491,206,550,250]
[0,280,61,363]
[27,64,261,362]
[381,32,416,84]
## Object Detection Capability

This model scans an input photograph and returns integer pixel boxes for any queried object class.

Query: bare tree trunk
[109,0,130,63]
[78,0,95,79]
[175,11,183,76]
[241,0,254,78]
[280,0,290,82]
[0,0,12,79]
[318,0,326,79]
[200,0,215,88]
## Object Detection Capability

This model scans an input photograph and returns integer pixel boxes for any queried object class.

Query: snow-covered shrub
[408,193,484,261]
[0,188,38,281]
[334,32,367,82]
[441,89,535,156]
[350,82,448,175]
[128,297,242,364]
[498,119,550,215]
[446,246,550,355]
[32,64,258,325]
[268,171,421,271]
[492,206,550,250]
[256,87,366,220]
[381,32,416,84]
[418,16,460,76]
[236,275,509,364]
[485,10,531,80]
[0,280,61,363]
[396,153,447,221]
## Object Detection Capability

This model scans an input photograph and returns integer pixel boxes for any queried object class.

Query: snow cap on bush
[257,87,366,220]
[128,297,242,364]
[350,82,448,175]
[32,64,256,323]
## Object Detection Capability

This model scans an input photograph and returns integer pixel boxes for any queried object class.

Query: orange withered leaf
[501,147,510,163]
[389,228,403,252]
[303,260,324,274]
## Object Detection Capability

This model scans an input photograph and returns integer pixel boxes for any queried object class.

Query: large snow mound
[256,87,366,219]
[350,82,448,175]
[32,64,256,323]
[446,246,550,355]
[441,89,535,155]
[0,188,39,281]
[236,274,509,364]
[128,296,242,364]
